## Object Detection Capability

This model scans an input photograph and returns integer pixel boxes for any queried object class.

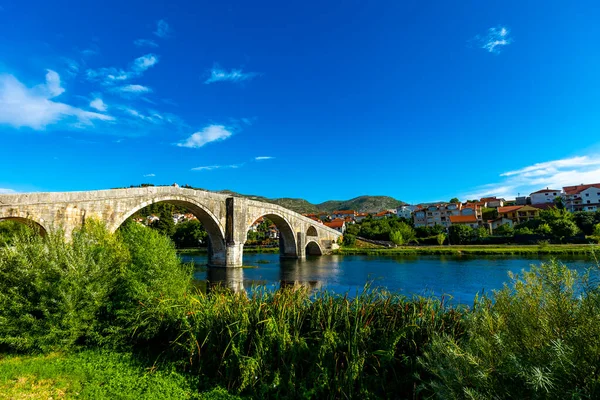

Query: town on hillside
[299,182,600,236]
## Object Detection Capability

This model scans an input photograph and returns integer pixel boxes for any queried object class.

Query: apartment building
[396,205,419,219]
[413,202,480,228]
[562,183,600,212]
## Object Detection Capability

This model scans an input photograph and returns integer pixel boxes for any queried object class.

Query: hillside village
[300,182,600,236]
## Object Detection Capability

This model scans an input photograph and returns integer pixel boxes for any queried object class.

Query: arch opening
[305,240,323,256]
[246,213,297,258]
[306,226,318,237]
[117,199,226,265]
[0,217,47,245]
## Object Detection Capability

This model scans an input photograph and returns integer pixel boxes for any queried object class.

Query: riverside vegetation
[1,221,600,398]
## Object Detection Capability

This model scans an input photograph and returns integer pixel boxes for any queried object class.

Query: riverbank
[177,247,279,255]
[335,243,600,256]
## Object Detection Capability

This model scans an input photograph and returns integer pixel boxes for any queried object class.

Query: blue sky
[1,0,600,204]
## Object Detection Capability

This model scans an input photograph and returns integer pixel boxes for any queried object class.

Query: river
[180,253,598,304]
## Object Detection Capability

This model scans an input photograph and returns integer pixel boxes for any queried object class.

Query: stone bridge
[0,186,342,267]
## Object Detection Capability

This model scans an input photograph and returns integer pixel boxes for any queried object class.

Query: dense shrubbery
[2,223,600,398]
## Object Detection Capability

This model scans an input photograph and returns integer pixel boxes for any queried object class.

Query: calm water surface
[180,253,598,304]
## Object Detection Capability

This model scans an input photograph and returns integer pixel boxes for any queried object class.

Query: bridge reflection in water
[201,255,342,294]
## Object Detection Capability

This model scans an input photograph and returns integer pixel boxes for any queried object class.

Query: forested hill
[218,191,405,214]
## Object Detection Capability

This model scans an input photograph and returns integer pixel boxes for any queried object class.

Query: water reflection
[183,252,596,304]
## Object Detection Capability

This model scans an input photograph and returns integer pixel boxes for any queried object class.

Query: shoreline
[334,244,600,256]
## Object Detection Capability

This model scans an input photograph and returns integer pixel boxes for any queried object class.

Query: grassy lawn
[0,351,240,400]
[336,243,600,255]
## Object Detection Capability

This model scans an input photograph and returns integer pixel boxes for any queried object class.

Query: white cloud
[255,156,274,161]
[191,164,243,171]
[177,125,233,148]
[0,188,17,194]
[462,155,600,199]
[86,54,159,85]
[134,39,159,48]
[154,19,171,38]
[473,26,512,54]
[204,65,259,84]
[113,84,152,94]
[0,71,114,130]
[133,54,158,72]
[143,173,156,177]
[90,97,107,112]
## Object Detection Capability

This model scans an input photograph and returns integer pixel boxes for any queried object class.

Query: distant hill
[217,190,405,214]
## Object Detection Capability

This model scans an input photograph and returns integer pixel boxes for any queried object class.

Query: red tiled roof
[449,215,478,224]
[531,189,560,194]
[498,206,522,213]
[325,220,345,229]
[563,183,600,195]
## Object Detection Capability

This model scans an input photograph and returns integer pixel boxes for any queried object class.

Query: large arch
[0,216,48,237]
[246,213,297,258]
[305,240,323,256]
[111,196,226,265]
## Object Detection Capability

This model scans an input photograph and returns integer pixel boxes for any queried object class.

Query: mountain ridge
[217,190,405,214]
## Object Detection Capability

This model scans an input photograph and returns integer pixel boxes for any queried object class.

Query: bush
[342,233,356,247]
[420,260,600,398]
[448,225,473,245]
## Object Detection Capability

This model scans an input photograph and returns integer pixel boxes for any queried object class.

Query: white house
[325,219,346,234]
[562,183,600,212]
[530,188,561,205]
[396,205,418,219]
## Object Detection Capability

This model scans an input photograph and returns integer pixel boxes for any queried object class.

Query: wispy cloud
[154,19,171,38]
[112,84,152,95]
[472,26,512,54]
[134,39,159,48]
[255,156,274,161]
[177,125,233,148]
[191,164,243,171]
[0,188,17,194]
[0,70,114,130]
[462,155,600,199]
[204,65,260,84]
[86,54,159,86]
[143,173,156,177]
[89,97,107,111]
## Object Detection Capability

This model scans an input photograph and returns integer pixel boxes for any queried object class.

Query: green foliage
[481,207,498,221]
[415,225,445,238]
[390,222,416,245]
[536,222,552,236]
[0,220,192,352]
[152,211,177,237]
[172,219,208,248]
[448,224,473,245]
[0,220,38,246]
[356,216,413,241]
[515,226,534,235]
[494,223,514,236]
[342,233,356,247]
[420,260,600,398]
[449,198,460,204]
[436,233,446,245]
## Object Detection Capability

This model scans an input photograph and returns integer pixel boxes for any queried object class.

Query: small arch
[305,240,323,256]
[112,196,226,266]
[247,213,297,258]
[0,217,48,238]
[306,226,318,237]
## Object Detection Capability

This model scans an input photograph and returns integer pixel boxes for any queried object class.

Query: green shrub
[419,260,600,398]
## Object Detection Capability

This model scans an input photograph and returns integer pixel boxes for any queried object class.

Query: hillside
[217,190,404,214]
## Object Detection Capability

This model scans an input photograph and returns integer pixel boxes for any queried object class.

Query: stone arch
[305,240,323,256]
[111,196,226,265]
[306,225,318,237]
[0,216,48,237]
[246,213,297,258]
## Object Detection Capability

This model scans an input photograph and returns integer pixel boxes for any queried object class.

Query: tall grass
[2,223,600,398]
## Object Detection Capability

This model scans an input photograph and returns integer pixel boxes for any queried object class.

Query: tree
[172,219,207,248]
[536,223,552,236]
[436,233,446,245]
[342,233,356,247]
[395,222,416,244]
[151,211,176,237]
[482,207,498,221]
[494,223,514,237]
[390,230,405,245]
[474,227,489,242]
[573,211,596,235]
[549,219,579,242]
[448,225,473,245]
[554,196,565,210]
[449,198,460,204]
